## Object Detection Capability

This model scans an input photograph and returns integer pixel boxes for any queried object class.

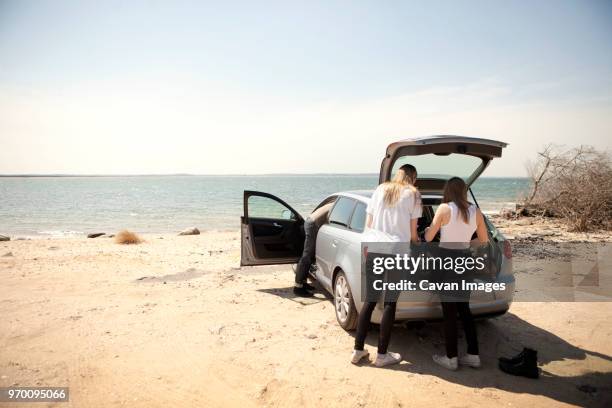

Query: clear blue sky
[1,0,611,175]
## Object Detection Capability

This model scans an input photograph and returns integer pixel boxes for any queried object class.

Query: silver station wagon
[241,136,515,330]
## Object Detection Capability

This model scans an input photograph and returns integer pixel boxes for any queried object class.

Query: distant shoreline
[0,174,528,178]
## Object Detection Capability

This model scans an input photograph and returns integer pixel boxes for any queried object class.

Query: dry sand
[1,221,611,407]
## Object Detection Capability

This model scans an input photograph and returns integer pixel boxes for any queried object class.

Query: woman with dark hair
[351,164,422,367]
[424,177,489,370]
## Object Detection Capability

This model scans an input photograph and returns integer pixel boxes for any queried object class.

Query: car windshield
[392,153,482,180]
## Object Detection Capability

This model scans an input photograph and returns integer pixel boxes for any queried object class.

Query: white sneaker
[432,354,458,371]
[375,352,402,367]
[351,349,369,364]
[459,354,481,368]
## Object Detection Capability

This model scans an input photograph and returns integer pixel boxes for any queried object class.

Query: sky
[0,0,611,176]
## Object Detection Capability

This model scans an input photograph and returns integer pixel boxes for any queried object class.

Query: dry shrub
[521,144,612,232]
[115,230,142,245]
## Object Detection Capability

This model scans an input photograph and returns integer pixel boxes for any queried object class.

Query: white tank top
[440,202,477,247]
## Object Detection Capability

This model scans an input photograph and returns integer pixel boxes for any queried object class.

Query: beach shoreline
[3,213,611,242]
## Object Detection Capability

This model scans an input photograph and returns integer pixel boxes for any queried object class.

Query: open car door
[379,136,507,190]
[241,191,305,266]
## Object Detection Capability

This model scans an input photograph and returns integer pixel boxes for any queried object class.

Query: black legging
[441,301,478,358]
[354,301,397,354]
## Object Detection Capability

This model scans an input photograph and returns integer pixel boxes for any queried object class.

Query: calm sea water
[0,175,529,237]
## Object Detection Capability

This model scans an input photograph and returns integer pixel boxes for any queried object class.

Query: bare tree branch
[520,144,612,231]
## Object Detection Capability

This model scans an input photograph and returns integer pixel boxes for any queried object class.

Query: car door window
[348,202,367,232]
[248,195,297,220]
[328,197,356,227]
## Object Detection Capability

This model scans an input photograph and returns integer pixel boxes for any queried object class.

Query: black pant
[354,301,397,354]
[295,219,317,286]
[441,302,478,358]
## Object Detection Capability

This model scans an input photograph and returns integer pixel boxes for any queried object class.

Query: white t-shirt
[366,184,422,242]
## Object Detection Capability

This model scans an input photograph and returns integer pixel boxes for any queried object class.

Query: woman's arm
[410,218,419,243]
[366,214,373,229]
[475,209,489,244]
[424,204,448,242]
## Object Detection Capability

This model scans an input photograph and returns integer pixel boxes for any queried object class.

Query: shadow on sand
[357,312,612,407]
[258,283,611,405]
[257,286,329,305]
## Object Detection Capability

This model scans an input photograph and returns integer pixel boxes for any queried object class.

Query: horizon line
[0,173,528,178]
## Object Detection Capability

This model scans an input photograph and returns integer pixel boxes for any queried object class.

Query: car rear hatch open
[379,135,508,192]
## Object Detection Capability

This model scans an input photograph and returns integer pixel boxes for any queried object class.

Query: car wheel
[334,271,357,331]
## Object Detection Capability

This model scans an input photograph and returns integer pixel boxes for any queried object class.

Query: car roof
[342,190,373,200]
[333,190,442,204]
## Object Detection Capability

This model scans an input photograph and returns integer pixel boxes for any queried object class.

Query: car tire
[333,270,358,331]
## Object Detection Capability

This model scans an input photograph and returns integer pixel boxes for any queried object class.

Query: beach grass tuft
[115,230,142,245]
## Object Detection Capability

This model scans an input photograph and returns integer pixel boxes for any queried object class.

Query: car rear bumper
[369,298,512,323]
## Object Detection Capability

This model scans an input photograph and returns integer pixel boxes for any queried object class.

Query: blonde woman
[351,164,422,367]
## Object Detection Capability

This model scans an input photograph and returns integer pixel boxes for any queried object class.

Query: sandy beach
[1,219,611,407]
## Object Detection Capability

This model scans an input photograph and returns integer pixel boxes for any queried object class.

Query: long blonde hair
[382,164,419,207]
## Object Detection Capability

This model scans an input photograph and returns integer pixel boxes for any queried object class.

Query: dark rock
[87,233,106,238]
[2,251,13,257]
[0,235,9,241]
[178,227,200,236]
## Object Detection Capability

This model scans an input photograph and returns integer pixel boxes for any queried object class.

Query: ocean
[0,175,529,237]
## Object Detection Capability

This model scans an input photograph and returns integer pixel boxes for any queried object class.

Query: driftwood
[519,144,611,232]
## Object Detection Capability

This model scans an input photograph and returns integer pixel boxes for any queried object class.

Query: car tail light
[503,240,512,259]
